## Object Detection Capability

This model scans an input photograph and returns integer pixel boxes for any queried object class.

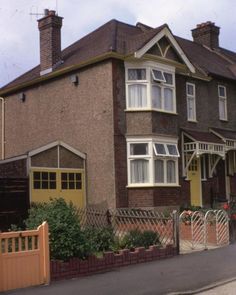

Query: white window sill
[187,119,198,123]
[127,184,181,188]
[125,109,178,115]
[219,118,228,122]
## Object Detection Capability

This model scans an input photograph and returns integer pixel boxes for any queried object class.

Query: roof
[211,128,236,141]
[182,129,224,144]
[1,19,236,94]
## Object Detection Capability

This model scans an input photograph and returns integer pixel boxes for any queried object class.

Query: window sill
[125,109,178,115]
[219,118,228,122]
[187,120,198,123]
[127,184,181,188]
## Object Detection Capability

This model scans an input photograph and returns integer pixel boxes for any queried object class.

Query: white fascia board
[0,154,27,164]
[134,27,195,74]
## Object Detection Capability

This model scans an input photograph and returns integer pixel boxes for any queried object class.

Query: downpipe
[0,97,5,159]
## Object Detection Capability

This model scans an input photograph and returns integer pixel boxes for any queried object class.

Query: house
[0,10,236,211]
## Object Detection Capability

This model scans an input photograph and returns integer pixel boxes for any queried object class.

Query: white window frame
[218,85,227,121]
[125,61,176,114]
[186,82,196,122]
[127,137,179,187]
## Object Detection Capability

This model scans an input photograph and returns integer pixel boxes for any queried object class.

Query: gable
[147,36,183,63]
[134,26,195,73]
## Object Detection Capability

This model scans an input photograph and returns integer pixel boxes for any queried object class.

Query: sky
[0,0,236,87]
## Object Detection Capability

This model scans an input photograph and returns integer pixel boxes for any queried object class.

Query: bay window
[127,138,179,186]
[126,62,176,113]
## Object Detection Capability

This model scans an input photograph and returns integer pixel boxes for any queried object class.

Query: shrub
[84,226,115,253]
[120,228,160,250]
[25,198,90,261]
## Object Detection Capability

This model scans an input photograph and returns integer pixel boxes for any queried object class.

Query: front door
[188,157,202,206]
[30,168,85,207]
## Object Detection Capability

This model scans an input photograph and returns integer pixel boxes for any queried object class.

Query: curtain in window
[219,98,226,120]
[128,84,147,108]
[155,159,164,183]
[164,88,173,111]
[152,85,161,109]
[167,160,176,183]
[130,159,149,183]
[187,97,195,120]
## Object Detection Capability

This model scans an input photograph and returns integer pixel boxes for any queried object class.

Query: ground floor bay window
[127,137,180,187]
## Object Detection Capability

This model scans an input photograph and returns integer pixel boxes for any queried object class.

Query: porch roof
[210,128,236,141]
[182,129,224,144]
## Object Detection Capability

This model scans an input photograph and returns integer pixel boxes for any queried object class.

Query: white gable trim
[134,27,195,74]
[28,141,86,159]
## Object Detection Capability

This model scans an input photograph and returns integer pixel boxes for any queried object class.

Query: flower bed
[51,244,177,281]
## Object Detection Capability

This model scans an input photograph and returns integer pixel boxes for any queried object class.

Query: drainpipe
[0,97,5,159]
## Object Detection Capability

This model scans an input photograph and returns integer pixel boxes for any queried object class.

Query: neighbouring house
[0,11,236,211]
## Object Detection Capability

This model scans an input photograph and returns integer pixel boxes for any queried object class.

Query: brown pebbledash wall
[3,61,116,208]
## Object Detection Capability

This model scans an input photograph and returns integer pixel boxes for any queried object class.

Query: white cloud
[0,0,236,87]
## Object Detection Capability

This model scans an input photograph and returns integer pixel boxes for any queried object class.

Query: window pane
[33,172,40,180]
[50,173,56,181]
[219,86,226,97]
[154,143,166,155]
[164,72,173,85]
[152,85,162,109]
[76,173,81,181]
[152,69,165,82]
[130,143,148,155]
[42,172,48,180]
[130,159,149,183]
[167,144,178,156]
[164,88,173,111]
[69,173,74,181]
[219,98,226,119]
[187,97,195,120]
[155,159,164,183]
[61,173,67,181]
[187,84,194,96]
[128,84,147,108]
[128,69,146,80]
[167,160,176,183]
[69,182,75,189]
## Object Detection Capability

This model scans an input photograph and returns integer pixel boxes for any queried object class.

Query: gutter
[0,97,5,159]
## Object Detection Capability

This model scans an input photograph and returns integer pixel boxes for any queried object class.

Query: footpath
[6,244,236,295]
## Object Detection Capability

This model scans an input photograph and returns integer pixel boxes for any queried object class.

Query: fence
[0,178,29,230]
[77,207,177,248]
[0,222,50,292]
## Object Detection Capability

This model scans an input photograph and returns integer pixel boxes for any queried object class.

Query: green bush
[84,226,115,253]
[25,198,90,261]
[120,228,160,250]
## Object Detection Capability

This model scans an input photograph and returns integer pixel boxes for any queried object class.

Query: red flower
[223,203,230,210]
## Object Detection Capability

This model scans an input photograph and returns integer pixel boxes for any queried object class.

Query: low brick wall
[51,245,177,281]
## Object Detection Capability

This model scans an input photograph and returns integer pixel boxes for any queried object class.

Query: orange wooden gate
[0,222,50,292]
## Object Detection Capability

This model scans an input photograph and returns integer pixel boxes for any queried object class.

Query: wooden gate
[0,222,50,292]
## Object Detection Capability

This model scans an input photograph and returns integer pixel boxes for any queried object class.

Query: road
[6,244,236,295]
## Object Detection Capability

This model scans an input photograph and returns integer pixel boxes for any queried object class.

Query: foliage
[83,226,115,253]
[25,198,90,261]
[120,228,160,250]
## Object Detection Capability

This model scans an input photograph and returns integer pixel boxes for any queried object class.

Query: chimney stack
[191,21,220,49]
[38,10,63,75]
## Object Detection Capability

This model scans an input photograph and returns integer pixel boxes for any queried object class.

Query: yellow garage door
[30,168,85,208]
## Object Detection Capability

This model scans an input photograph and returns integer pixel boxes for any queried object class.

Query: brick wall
[51,245,177,281]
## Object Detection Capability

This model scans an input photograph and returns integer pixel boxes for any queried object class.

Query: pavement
[4,244,236,295]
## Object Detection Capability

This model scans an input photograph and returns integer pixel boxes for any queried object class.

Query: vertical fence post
[0,233,3,292]
[42,222,50,284]
[172,210,180,254]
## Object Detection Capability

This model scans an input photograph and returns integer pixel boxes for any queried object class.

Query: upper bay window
[218,85,227,121]
[127,138,179,187]
[126,62,176,113]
